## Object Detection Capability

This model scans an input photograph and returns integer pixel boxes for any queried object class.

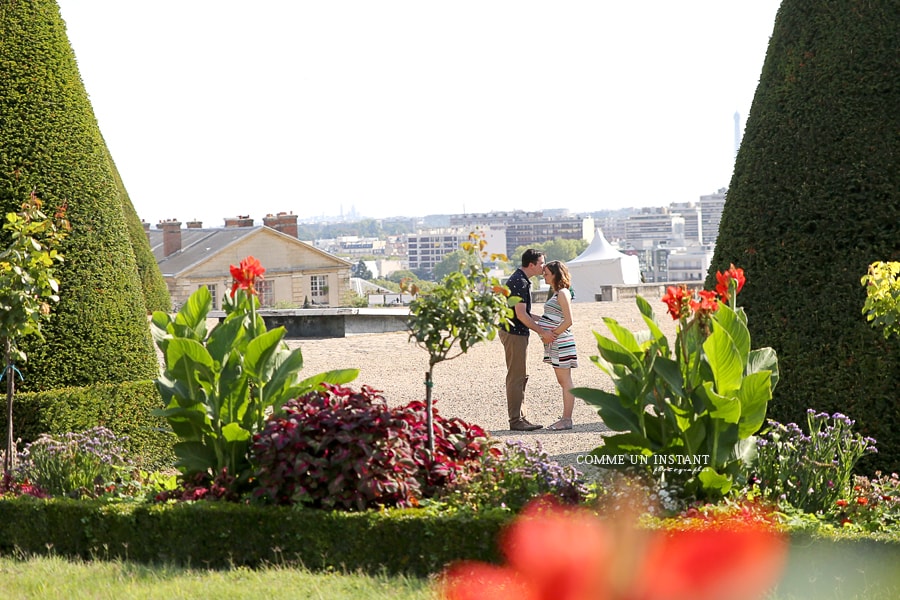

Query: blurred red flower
[438,497,786,600]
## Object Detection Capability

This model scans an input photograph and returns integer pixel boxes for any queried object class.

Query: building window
[256,279,273,307]
[311,275,327,297]
[199,284,219,310]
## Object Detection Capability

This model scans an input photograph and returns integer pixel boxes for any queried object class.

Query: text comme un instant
[576,454,711,466]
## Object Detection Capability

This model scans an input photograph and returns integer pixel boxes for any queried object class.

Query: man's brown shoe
[510,419,543,432]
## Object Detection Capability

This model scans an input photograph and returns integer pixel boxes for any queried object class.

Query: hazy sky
[56,1,783,228]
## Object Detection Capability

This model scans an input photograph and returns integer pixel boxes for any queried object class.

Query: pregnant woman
[538,260,578,431]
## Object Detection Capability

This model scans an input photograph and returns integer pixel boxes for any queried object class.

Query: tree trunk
[425,370,434,454]
[4,337,14,473]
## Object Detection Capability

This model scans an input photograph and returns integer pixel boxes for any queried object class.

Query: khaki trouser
[499,330,529,425]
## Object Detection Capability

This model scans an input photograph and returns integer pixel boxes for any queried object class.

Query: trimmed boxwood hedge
[0,380,174,470]
[0,499,509,576]
[708,1,899,473]
[0,0,159,391]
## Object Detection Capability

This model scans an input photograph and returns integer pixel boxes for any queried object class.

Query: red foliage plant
[249,384,490,510]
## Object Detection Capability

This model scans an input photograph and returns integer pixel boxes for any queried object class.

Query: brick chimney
[186,219,203,229]
[158,219,182,257]
[224,215,254,228]
[263,211,299,238]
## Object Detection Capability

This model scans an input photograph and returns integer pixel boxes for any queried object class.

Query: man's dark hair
[521,249,544,268]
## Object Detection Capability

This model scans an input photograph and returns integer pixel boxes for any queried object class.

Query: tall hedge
[0,0,158,390]
[708,1,899,473]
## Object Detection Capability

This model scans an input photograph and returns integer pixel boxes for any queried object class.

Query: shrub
[707,0,899,475]
[251,384,419,509]
[250,385,491,510]
[754,410,877,513]
[439,441,591,511]
[15,427,132,499]
[392,399,492,497]
[2,380,175,470]
[830,472,900,531]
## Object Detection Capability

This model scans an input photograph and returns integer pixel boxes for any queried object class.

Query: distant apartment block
[406,227,506,273]
[668,202,702,244]
[667,244,715,282]
[449,210,593,257]
[315,236,386,256]
[699,188,727,246]
[624,207,685,250]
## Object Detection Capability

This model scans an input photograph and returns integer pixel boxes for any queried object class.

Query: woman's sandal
[547,418,573,431]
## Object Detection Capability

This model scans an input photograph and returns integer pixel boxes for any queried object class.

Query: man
[500,249,554,431]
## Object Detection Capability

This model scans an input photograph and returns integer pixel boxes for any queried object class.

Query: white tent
[566,228,642,302]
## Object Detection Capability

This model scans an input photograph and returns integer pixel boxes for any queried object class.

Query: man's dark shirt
[505,268,532,336]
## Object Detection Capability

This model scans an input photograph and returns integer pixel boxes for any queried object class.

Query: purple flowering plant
[15,426,133,499]
[753,409,877,513]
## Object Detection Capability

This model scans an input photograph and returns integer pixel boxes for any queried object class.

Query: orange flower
[230,256,265,297]
[438,497,786,600]
[856,497,869,505]
[715,264,746,301]
[836,499,849,507]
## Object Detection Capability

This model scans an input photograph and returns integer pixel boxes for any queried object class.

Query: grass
[0,555,433,600]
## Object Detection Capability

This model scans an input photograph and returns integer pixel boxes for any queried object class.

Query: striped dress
[538,291,578,369]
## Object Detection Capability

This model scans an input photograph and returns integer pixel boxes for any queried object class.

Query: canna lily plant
[572,265,779,499]
[151,256,358,486]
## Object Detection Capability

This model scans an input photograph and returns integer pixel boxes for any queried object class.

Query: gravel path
[289,299,678,473]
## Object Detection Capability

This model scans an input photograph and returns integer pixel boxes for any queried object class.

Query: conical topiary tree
[708,0,899,473]
[0,0,159,390]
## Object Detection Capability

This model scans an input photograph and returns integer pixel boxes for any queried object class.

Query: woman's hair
[545,260,571,291]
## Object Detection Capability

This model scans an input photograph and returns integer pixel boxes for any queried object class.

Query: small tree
[405,232,516,452]
[0,192,68,472]
[351,260,374,280]
[862,261,900,340]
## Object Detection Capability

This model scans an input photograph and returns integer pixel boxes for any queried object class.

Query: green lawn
[0,556,433,600]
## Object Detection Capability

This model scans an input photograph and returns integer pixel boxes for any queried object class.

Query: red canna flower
[230,256,265,297]
[691,289,720,315]
[662,285,692,321]
[715,264,746,302]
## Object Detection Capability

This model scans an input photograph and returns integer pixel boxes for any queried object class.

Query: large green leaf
[164,338,215,402]
[598,431,658,455]
[697,466,733,495]
[244,327,286,380]
[174,286,212,338]
[206,316,245,364]
[652,356,683,396]
[747,347,780,391]
[696,382,740,424]
[736,371,772,437]
[702,326,743,394]
[173,441,218,474]
[711,302,750,364]
[593,331,642,373]
[221,422,251,443]
[571,387,641,432]
[603,318,642,354]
